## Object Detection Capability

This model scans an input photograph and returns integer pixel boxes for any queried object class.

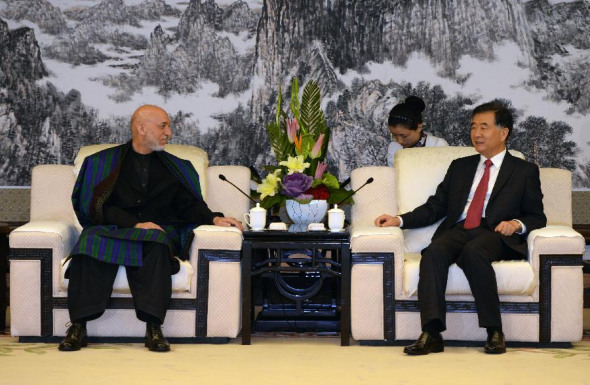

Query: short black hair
[387,96,426,130]
[472,101,514,137]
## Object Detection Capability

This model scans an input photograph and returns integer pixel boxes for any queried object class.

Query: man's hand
[374,214,401,228]
[494,220,520,236]
[213,216,244,231]
[135,222,165,231]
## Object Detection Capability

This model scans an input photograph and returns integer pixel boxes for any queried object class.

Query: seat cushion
[403,253,535,296]
[60,257,194,293]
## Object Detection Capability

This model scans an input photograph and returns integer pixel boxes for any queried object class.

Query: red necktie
[464,159,493,229]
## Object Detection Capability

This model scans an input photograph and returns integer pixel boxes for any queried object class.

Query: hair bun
[404,96,426,114]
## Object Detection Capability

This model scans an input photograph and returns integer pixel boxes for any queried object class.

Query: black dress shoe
[403,332,444,355]
[484,330,506,354]
[58,323,88,351]
[145,323,170,352]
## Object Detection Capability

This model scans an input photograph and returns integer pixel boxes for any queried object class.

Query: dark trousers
[418,223,522,332]
[67,242,173,324]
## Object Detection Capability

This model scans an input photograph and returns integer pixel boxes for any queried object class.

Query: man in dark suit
[59,105,243,353]
[375,102,546,355]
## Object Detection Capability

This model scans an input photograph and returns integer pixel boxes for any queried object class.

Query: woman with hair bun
[386,95,448,166]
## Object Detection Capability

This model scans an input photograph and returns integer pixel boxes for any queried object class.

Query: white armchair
[349,146,585,344]
[9,144,250,342]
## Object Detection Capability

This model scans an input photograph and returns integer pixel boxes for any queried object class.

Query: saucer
[329,228,345,232]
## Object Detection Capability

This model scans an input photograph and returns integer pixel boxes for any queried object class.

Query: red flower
[305,185,330,200]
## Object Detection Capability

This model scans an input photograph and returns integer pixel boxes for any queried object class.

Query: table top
[243,227,349,242]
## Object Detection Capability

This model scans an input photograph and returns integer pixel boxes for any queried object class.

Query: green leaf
[294,197,313,204]
[311,178,323,188]
[261,194,285,210]
[322,173,340,189]
[301,80,325,138]
[327,188,353,205]
[290,77,300,124]
[275,84,282,128]
[300,134,315,158]
[266,121,292,162]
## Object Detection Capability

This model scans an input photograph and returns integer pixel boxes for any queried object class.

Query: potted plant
[255,77,351,225]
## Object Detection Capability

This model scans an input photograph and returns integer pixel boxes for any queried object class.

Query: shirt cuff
[397,215,404,228]
[513,219,526,234]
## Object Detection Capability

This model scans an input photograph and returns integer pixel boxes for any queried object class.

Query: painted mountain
[0,0,589,187]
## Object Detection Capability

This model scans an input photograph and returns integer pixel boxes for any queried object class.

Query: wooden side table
[241,228,351,346]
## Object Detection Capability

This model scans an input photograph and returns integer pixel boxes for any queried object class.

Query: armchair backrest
[394,147,525,215]
[206,165,251,221]
[73,144,209,200]
[394,146,525,253]
[29,164,77,223]
[350,166,397,226]
[539,168,572,227]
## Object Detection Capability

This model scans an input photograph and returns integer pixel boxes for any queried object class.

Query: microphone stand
[218,174,258,205]
[335,177,374,206]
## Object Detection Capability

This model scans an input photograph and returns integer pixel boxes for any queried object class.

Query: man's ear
[501,127,509,141]
[136,122,146,136]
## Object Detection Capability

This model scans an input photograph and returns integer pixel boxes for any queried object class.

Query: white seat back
[539,168,572,227]
[73,144,209,200]
[350,166,397,226]
[29,165,77,223]
[394,146,524,253]
[206,165,251,221]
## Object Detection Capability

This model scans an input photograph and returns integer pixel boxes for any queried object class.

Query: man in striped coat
[59,105,243,352]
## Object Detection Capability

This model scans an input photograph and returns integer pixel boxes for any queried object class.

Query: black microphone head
[367,177,374,183]
[218,174,227,181]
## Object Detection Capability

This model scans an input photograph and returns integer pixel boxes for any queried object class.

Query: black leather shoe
[145,323,170,352]
[403,332,444,355]
[484,330,506,354]
[58,323,88,351]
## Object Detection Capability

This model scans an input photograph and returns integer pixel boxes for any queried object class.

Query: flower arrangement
[256,77,351,210]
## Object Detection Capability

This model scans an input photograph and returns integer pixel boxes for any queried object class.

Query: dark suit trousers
[67,242,173,324]
[418,223,521,331]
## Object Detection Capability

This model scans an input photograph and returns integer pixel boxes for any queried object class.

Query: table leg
[241,241,252,345]
[340,245,351,346]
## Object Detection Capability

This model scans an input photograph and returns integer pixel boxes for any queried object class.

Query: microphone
[218,174,258,205]
[335,177,374,206]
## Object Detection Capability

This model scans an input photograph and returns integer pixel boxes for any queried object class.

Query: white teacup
[244,203,267,231]
[327,204,345,231]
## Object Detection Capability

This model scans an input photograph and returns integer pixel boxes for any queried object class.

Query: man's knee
[456,243,493,269]
[420,242,452,269]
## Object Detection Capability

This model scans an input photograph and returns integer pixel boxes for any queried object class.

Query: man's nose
[165,126,172,137]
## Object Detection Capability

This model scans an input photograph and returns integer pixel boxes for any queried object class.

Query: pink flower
[310,134,325,159]
[315,162,328,179]
[286,118,300,144]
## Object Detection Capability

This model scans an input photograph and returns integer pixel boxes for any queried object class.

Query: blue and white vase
[285,199,328,225]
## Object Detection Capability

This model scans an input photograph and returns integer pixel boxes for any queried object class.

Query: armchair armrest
[349,224,404,340]
[527,225,585,276]
[10,221,79,258]
[187,224,243,338]
[10,221,80,307]
[349,224,404,254]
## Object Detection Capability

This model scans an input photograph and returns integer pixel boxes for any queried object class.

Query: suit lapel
[489,151,516,203]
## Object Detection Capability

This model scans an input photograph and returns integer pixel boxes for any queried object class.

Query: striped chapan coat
[69,142,204,267]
